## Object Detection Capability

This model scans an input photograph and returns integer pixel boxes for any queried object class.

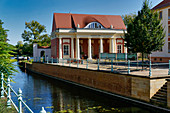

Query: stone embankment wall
[26,63,166,102]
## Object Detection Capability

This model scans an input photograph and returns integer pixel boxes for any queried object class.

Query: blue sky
[0,0,162,45]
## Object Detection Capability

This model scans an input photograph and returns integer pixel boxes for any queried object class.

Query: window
[117,45,122,53]
[168,42,170,53]
[154,58,157,61]
[84,22,104,29]
[159,11,162,19]
[63,45,69,55]
[160,58,162,61]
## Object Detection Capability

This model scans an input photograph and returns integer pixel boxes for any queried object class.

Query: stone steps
[150,82,167,107]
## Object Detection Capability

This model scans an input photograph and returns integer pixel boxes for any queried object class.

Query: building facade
[33,43,51,60]
[51,13,126,59]
[151,0,170,62]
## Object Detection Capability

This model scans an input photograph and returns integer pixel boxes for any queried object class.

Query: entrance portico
[51,13,127,59]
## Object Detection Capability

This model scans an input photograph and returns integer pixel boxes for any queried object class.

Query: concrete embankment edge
[25,63,170,112]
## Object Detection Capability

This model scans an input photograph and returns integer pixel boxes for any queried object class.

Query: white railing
[0,73,47,113]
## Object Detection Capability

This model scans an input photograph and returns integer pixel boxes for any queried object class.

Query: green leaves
[124,0,165,54]
[0,19,16,77]
[22,20,51,46]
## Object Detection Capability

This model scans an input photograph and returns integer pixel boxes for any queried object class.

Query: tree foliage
[124,0,165,64]
[0,20,16,76]
[22,20,51,46]
[122,13,136,26]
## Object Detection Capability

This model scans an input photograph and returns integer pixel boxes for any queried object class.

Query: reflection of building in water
[51,87,98,113]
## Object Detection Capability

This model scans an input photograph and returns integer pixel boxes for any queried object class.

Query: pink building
[51,13,126,59]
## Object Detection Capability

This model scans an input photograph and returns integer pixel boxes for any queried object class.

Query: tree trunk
[142,52,144,70]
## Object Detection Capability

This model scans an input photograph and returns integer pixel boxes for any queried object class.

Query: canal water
[10,62,162,113]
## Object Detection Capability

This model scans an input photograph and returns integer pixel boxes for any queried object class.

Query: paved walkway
[50,62,170,78]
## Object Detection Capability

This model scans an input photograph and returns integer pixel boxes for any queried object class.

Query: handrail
[0,72,47,113]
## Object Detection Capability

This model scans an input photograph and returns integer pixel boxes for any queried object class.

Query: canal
[10,62,162,113]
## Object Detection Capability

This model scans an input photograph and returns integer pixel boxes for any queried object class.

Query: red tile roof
[152,0,170,10]
[38,46,51,49]
[52,13,126,31]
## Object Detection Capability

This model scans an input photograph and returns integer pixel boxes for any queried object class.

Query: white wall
[151,7,170,57]
[33,43,51,61]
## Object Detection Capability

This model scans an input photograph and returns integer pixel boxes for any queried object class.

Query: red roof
[38,46,51,49]
[52,13,126,32]
[152,0,170,10]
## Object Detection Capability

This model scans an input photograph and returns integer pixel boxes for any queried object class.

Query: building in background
[151,0,170,62]
[51,13,126,60]
[33,43,51,61]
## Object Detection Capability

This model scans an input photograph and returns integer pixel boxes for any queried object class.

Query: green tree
[0,20,16,76]
[15,41,23,56]
[122,13,136,26]
[124,0,165,68]
[22,20,51,46]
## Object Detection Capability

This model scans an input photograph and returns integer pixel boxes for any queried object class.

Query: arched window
[84,22,104,29]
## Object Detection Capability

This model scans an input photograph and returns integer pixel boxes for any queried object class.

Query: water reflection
[10,62,161,113]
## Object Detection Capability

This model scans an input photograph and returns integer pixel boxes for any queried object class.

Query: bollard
[97,59,100,70]
[111,59,113,72]
[39,57,41,62]
[168,60,170,75]
[128,60,130,74]
[149,61,152,77]
[86,59,88,69]
[47,57,48,64]
[1,73,4,98]
[51,57,53,64]
[77,60,79,68]
[36,57,37,62]
[40,107,47,113]
[18,88,22,113]
[7,77,11,108]
[69,58,71,67]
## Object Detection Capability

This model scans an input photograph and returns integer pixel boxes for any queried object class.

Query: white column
[114,38,117,53]
[111,38,114,53]
[59,38,62,59]
[76,38,80,59]
[88,38,92,59]
[100,38,103,53]
[71,38,74,58]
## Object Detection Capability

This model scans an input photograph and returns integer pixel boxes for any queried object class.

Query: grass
[0,98,17,113]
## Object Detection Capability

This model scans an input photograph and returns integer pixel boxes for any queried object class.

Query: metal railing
[33,57,170,77]
[0,72,47,113]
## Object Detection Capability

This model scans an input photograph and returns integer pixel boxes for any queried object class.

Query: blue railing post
[40,107,47,113]
[128,60,130,74]
[149,61,152,77]
[47,57,48,64]
[7,77,11,108]
[168,60,170,75]
[97,59,100,70]
[77,60,79,68]
[86,59,88,69]
[51,57,53,64]
[43,57,44,63]
[111,59,113,72]
[62,59,64,66]
[1,73,4,98]
[56,58,58,63]
[39,57,41,62]
[69,58,71,67]
[18,88,22,113]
